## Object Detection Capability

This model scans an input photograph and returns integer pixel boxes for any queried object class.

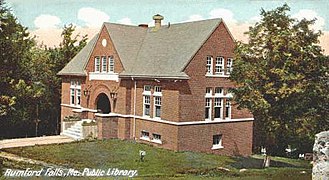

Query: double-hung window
[226,58,233,74]
[153,86,162,119]
[214,98,223,119]
[101,56,107,72]
[225,99,231,119]
[109,56,114,73]
[143,85,151,117]
[215,57,224,75]
[205,98,212,121]
[70,80,81,106]
[206,56,213,75]
[94,57,100,72]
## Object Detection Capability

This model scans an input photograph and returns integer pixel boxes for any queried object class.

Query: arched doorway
[96,93,111,114]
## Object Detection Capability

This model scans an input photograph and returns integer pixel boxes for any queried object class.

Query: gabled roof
[58,18,225,79]
[57,34,99,76]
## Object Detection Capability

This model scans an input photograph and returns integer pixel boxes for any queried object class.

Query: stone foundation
[312,130,329,180]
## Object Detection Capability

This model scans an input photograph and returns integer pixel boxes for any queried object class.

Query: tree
[230,4,329,156]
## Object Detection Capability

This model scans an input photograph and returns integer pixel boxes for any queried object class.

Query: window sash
[141,131,149,138]
[95,57,100,72]
[227,58,233,74]
[215,87,223,95]
[213,134,222,146]
[144,95,150,116]
[70,89,75,104]
[215,57,224,74]
[76,89,81,105]
[101,56,107,72]
[206,56,213,74]
[109,56,114,72]
[153,134,161,140]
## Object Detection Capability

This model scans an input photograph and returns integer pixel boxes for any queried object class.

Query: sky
[5,0,329,54]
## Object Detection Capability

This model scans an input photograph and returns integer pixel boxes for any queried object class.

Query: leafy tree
[231,4,328,156]
[0,0,35,119]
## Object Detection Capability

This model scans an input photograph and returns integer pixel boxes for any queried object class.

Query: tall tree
[230,4,328,156]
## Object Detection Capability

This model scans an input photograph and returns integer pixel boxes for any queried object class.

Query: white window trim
[153,96,161,119]
[94,57,100,72]
[101,56,107,73]
[70,80,81,106]
[205,98,212,121]
[143,95,151,117]
[214,98,223,120]
[109,56,114,73]
[226,58,233,75]
[206,56,213,75]
[212,135,224,149]
[205,87,212,98]
[215,56,224,75]
[140,131,150,141]
[151,134,162,144]
[225,100,231,119]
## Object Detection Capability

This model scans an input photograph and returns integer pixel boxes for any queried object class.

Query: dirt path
[0,135,75,149]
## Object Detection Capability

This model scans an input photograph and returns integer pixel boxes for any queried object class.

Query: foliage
[0,0,87,138]
[230,4,329,155]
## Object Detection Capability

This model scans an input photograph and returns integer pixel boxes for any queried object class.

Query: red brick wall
[178,121,253,156]
[181,22,253,122]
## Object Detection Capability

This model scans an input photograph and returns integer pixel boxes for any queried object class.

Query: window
[227,58,233,74]
[205,98,212,121]
[76,89,81,106]
[144,85,151,92]
[155,86,161,93]
[154,96,161,118]
[215,57,224,74]
[70,80,81,106]
[214,98,223,119]
[70,89,75,105]
[141,131,150,140]
[101,56,107,72]
[143,95,150,116]
[152,133,162,144]
[94,57,100,72]
[215,87,223,96]
[109,56,114,72]
[225,100,231,119]
[206,56,213,74]
[212,134,223,149]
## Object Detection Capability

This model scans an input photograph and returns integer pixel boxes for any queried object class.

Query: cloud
[292,9,325,31]
[186,14,204,22]
[117,17,134,25]
[209,8,237,24]
[78,7,110,27]
[34,14,61,29]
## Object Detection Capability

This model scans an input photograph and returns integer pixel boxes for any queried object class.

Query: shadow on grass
[231,156,298,169]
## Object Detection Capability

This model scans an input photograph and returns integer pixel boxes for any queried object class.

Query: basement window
[140,131,150,141]
[152,133,162,144]
[212,134,224,149]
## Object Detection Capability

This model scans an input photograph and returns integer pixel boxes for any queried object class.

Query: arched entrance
[96,93,111,114]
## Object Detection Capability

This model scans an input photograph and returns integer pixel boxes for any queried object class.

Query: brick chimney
[153,14,164,29]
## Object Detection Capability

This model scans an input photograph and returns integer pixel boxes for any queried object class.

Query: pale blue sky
[6,0,329,30]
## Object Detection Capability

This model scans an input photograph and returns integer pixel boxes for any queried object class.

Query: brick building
[58,15,254,156]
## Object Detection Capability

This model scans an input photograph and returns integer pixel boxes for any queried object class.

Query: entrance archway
[96,93,111,114]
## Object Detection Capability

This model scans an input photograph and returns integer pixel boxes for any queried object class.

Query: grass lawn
[2,139,312,179]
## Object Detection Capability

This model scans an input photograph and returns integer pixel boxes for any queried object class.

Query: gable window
[206,56,213,75]
[227,58,233,74]
[214,98,223,119]
[109,56,114,72]
[140,130,150,141]
[94,57,100,72]
[215,57,224,75]
[212,134,224,149]
[70,80,81,106]
[205,98,212,121]
[101,56,107,72]
[225,99,231,119]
